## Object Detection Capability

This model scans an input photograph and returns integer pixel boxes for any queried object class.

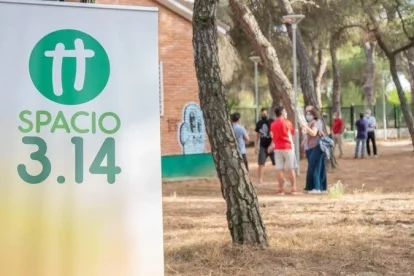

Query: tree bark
[362,40,377,108]
[229,0,306,125]
[193,0,268,247]
[389,54,414,147]
[248,0,274,41]
[314,49,327,108]
[405,48,414,114]
[268,77,282,112]
[278,0,319,109]
[330,39,341,113]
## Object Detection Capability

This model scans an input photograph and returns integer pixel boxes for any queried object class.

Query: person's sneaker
[374,155,378,158]
[308,189,321,194]
[360,156,365,159]
[353,156,358,159]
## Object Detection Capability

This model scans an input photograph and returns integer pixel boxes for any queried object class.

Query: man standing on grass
[270,106,298,195]
[231,112,250,171]
[255,108,275,185]
[355,113,368,159]
[365,109,378,158]
[332,111,344,158]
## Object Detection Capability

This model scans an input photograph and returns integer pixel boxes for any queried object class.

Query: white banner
[0,1,164,275]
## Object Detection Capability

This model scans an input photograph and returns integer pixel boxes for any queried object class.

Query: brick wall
[74,0,210,156]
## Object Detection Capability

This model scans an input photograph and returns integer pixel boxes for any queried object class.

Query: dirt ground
[162,141,414,276]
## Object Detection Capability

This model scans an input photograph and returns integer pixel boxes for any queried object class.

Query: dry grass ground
[163,141,414,276]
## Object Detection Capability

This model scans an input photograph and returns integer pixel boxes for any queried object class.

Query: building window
[159,61,164,117]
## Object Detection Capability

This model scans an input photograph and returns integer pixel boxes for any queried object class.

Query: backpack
[318,129,334,160]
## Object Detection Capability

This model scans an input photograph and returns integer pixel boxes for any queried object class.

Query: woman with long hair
[301,108,327,193]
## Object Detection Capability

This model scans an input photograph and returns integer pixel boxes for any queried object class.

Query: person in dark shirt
[355,113,368,159]
[255,108,275,185]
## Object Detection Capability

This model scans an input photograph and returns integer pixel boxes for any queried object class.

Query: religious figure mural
[179,103,206,154]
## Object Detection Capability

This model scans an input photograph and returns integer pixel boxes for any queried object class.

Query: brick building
[67,0,228,178]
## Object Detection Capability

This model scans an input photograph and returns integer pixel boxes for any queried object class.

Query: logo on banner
[17,29,121,185]
[29,29,110,105]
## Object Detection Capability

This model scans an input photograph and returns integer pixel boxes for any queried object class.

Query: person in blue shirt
[231,112,250,171]
[355,113,368,159]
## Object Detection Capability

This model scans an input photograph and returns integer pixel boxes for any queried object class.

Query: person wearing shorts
[255,108,275,185]
[270,106,298,195]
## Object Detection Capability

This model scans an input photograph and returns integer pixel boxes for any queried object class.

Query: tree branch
[391,41,414,56]
[330,24,367,48]
[359,0,393,56]
[395,0,414,41]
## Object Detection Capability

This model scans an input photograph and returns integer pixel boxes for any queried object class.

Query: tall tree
[361,0,414,147]
[405,48,414,114]
[362,36,377,108]
[229,0,306,123]
[314,48,328,108]
[193,0,268,247]
[329,33,341,113]
[329,22,367,112]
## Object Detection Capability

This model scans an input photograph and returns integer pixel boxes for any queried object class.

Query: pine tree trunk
[229,0,306,125]
[193,0,268,247]
[405,48,414,115]
[330,39,341,113]
[268,77,282,112]
[277,0,319,109]
[363,41,377,108]
[389,55,414,147]
[314,49,327,108]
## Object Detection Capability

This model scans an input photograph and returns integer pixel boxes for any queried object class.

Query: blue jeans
[305,146,327,191]
[355,138,366,157]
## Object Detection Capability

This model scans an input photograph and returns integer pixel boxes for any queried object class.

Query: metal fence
[321,104,406,130]
[232,104,406,135]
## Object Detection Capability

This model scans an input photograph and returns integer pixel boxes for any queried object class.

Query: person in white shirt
[364,109,378,157]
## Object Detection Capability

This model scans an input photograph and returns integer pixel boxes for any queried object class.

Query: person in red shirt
[269,106,298,195]
[332,111,344,158]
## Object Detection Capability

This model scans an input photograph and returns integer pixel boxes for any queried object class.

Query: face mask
[261,116,268,120]
[305,115,313,122]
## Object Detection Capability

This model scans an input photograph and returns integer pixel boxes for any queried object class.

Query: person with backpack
[255,108,275,185]
[301,108,327,194]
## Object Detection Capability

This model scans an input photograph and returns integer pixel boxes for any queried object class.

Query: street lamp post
[250,56,261,121]
[282,14,305,176]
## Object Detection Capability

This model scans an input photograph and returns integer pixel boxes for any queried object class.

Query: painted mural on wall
[179,102,206,154]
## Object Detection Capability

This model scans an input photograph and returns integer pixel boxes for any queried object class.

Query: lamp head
[249,56,260,63]
[282,14,305,25]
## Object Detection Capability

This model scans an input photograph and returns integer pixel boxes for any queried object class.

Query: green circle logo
[29,29,110,105]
